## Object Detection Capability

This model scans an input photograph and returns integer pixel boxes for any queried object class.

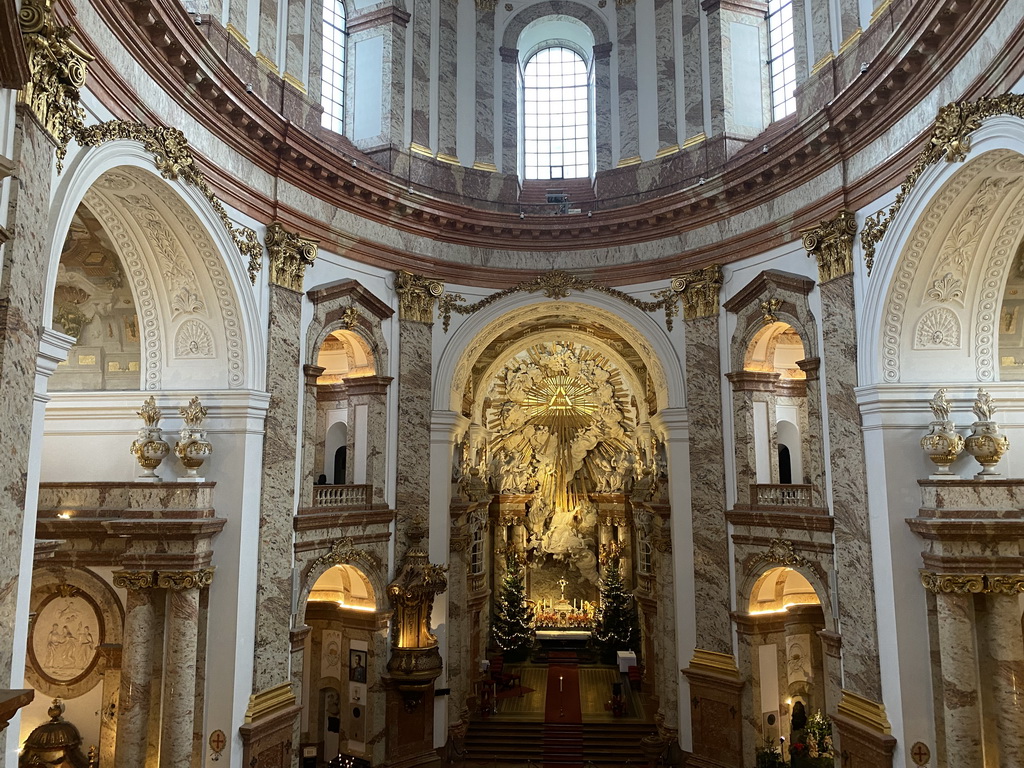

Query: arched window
[766,0,796,120]
[522,46,590,180]
[321,0,347,133]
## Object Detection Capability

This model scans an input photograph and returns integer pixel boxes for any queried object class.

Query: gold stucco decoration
[670,265,722,320]
[920,571,1024,594]
[17,0,93,170]
[438,269,683,332]
[309,536,380,574]
[265,222,318,292]
[750,538,810,571]
[396,270,445,323]
[74,121,264,282]
[112,570,156,590]
[861,93,1024,274]
[802,210,857,283]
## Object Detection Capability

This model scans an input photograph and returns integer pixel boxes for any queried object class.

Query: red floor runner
[544,664,582,723]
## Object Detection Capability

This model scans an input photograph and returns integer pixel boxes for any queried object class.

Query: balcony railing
[751,483,813,507]
[312,484,373,508]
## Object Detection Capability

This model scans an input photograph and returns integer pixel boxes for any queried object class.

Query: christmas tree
[594,559,640,655]
[491,557,534,658]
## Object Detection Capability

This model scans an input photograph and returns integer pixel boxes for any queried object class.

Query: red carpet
[544,664,582,723]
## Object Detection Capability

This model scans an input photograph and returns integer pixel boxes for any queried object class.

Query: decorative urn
[174,396,213,479]
[964,388,1010,478]
[129,396,170,480]
[920,388,964,476]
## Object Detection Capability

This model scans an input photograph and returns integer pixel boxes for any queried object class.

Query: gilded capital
[802,210,857,283]
[156,568,215,591]
[670,265,722,320]
[17,0,94,170]
[396,270,444,323]
[265,223,318,292]
[113,570,155,590]
[475,0,497,9]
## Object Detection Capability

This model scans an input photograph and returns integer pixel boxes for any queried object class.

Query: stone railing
[312,484,373,508]
[751,484,813,507]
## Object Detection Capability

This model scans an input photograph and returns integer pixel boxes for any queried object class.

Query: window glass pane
[522,46,591,180]
[767,0,796,121]
[320,0,347,133]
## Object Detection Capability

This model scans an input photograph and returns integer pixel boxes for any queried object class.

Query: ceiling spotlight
[762,144,770,154]
[519,211,525,219]
[698,176,706,185]
[245,83,254,93]
[860,61,870,74]
[587,210,592,218]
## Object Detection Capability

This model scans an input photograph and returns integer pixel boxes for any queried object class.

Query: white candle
[559,676,563,692]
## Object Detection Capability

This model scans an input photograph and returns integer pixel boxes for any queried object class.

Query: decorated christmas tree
[491,558,534,658]
[594,559,640,656]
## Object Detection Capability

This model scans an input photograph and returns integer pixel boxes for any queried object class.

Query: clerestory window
[766,0,796,120]
[321,0,348,133]
[522,46,591,180]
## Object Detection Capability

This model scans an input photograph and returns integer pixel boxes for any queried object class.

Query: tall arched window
[522,46,590,180]
[767,0,796,120]
[321,0,347,133]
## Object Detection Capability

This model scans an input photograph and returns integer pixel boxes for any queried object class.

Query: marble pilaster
[256,0,280,67]
[651,508,678,722]
[346,375,393,504]
[592,42,613,171]
[808,0,834,71]
[983,593,1024,765]
[679,0,704,137]
[395,272,441,553]
[253,281,303,692]
[302,365,326,496]
[702,0,767,147]
[499,46,518,175]
[474,6,496,169]
[725,371,779,505]
[254,225,317,694]
[0,110,56,748]
[683,310,731,654]
[934,591,982,767]
[97,644,122,768]
[284,0,308,90]
[616,1,639,162]
[818,272,881,702]
[409,0,433,152]
[436,0,458,161]
[654,0,677,151]
[159,573,207,768]
[113,573,157,768]
[795,357,826,507]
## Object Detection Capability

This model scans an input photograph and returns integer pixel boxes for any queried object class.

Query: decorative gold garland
[73,121,264,283]
[861,93,1024,275]
[437,270,681,332]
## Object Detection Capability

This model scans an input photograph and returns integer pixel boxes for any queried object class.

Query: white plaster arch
[297,556,388,626]
[738,563,835,633]
[859,115,1024,386]
[433,292,684,413]
[46,140,266,390]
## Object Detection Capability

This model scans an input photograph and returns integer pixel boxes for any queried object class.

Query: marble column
[616,0,639,163]
[113,572,157,768]
[394,271,444,553]
[409,0,433,153]
[984,589,1024,765]
[795,358,826,507]
[302,364,326,499]
[651,508,678,721]
[158,570,212,768]
[474,3,497,170]
[804,212,882,702]
[253,224,317,693]
[934,591,983,767]
[654,0,677,152]
[592,42,613,171]
[499,46,518,175]
[678,267,731,654]
[436,0,459,162]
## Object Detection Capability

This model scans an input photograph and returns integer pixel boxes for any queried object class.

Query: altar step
[465,720,655,765]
